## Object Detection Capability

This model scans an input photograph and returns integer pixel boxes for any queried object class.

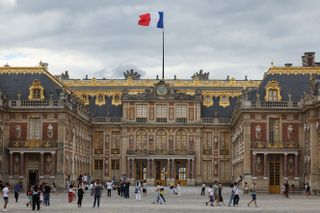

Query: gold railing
[252,141,299,149]
[9,140,57,148]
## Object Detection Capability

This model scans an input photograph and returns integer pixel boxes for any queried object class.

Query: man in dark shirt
[43,183,51,206]
[93,181,102,208]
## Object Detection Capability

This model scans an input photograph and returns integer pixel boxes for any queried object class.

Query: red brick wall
[282,123,299,142]
[42,123,58,140]
[251,123,266,141]
[10,123,27,141]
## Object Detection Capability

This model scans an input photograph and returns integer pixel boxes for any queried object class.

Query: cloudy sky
[0,0,319,80]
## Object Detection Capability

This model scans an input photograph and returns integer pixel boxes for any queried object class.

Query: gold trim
[95,94,105,106]
[219,96,230,108]
[202,95,213,107]
[28,79,45,100]
[267,66,320,75]
[264,80,282,101]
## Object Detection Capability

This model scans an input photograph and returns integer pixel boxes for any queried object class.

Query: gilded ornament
[28,79,45,100]
[264,80,282,101]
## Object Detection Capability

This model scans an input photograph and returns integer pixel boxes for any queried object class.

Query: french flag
[138,11,164,29]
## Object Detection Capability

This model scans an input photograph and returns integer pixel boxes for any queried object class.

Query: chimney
[284,63,292,67]
[302,52,315,67]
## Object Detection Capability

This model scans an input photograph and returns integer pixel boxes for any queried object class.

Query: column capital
[284,153,288,156]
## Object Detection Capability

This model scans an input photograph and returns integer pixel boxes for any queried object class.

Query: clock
[156,85,168,96]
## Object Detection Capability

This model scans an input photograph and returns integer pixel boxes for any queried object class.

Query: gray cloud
[0,0,320,80]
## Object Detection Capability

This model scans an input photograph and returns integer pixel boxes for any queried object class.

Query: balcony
[252,141,299,149]
[93,117,122,123]
[9,140,57,148]
[175,118,188,123]
[9,100,63,109]
[202,117,231,125]
[239,100,299,109]
[156,118,167,123]
[127,149,195,155]
[136,118,148,123]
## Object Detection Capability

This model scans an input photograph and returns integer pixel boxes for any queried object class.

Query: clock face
[156,86,168,96]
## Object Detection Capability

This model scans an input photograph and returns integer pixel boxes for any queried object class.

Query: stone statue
[123,69,141,80]
[191,69,209,80]
[255,125,261,139]
[287,125,294,139]
[47,124,53,139]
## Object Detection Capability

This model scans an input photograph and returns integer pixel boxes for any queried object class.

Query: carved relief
[169,107,174,120]
[256,155,262,172]
[105,158,109,176]
[47,124,53,139]
[15,125,21,139]
[188,136,194,151]
[287,125,293,140]
[149,135,154,150]
[129,135,134,149]
[45,155,52,173]
[14,155,20,174]
[255,125,261,139]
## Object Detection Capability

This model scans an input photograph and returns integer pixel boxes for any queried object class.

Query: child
[26,187,32,207]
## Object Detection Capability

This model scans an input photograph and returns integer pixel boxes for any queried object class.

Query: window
[219,160,231,181]
[111,131,120,154]
[111,159,120,170]
[268,89,278,101]
[175,104,187,118]
[136,104,148,118]
[136,130,147,151]
[269,118,280,144]
[33,89,41,99]
[29,118,41,139]
[203,132,212,155]
[175,129,187,152]
[94,159,103,170]
[220,132,230,155]
[155,129,167,151]
[202,160,213,181]
[93,131,104,154]
[156,104,167,118]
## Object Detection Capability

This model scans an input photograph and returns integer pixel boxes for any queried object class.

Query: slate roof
[201,97,237,118]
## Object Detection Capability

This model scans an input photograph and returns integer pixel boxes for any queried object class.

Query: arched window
[265,80,281,101]
[175,129,187,152]
[28,79,45,100]
[268,89,278,101]
[155,129,167,151]
[136,129,147,151]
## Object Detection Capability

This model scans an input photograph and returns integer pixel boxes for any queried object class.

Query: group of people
[202,181,258,208]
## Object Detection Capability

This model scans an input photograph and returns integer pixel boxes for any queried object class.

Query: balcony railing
[202,117,231,124]
[175,118,188,123]
[9,140,57,148]
[252,141,299,149]
[136,118,148,123]
[127,149,195,155]
[93,117,122,123]
[156,118,167,123]
[9,100,63,108]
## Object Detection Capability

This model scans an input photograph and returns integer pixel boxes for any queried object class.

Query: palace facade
[0,52,320,193]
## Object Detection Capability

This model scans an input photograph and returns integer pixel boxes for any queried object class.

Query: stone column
[40,152,44,178]
[20,152,24,177]
[132,159,135,180]
[9,152,13,176]
[187,159,190,179]
[127,159,131,178]
[192,158,195,179]
[172,159,175,180]
[264,153,268,178]
[294,153,299,178]
[51,152,56,176]
[252,153,256,177]
[284,153,288,179]
[166,159,170,179]
[147,159,150,179]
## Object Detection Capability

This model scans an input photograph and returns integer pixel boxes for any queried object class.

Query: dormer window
[265,80,281,101]
[28,79,45,100]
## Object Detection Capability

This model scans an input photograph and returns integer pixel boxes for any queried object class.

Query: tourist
[201,183,206,196]
[247,182,258,207]
[14,181,22,202]
[106,180,112,197]
[233,183,240,207]
[92,181,102,208]
[159,185,166,203]
[77,184,84,207]
[205,184,214,207]
[52,182,57,195]
[176,182,181,196]
[68,184,75,203]
[32,185,40,211]
[26,186,32,208]
[152,183,161,204]
[228,183,234,207]
[142,181,147,196]
[135,181,142,200]
[124,181,130,198]
[218,183,225,206]
[213,181,219,206]
[281,183,286,197]
[43,182,51,206]
[304,183,311,197]
[284,180,289,198]
[2,183,9,212]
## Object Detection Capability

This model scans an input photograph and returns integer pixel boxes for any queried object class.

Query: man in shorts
[2,183,9,211]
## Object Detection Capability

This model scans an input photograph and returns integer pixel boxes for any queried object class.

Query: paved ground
[2,187,319,212]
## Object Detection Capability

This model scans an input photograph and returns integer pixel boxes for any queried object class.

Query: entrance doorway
[29,170,38,187]
[269,155,280,194]
[135,160,147,181]
[155,160,167,185]
[175,160,187,186]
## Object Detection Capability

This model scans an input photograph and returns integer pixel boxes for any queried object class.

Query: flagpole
[162,30,165,79]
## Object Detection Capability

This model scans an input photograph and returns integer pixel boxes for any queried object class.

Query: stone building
[0,52,319,193]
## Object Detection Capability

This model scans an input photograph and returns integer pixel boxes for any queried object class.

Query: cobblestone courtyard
[3,187,319,213]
